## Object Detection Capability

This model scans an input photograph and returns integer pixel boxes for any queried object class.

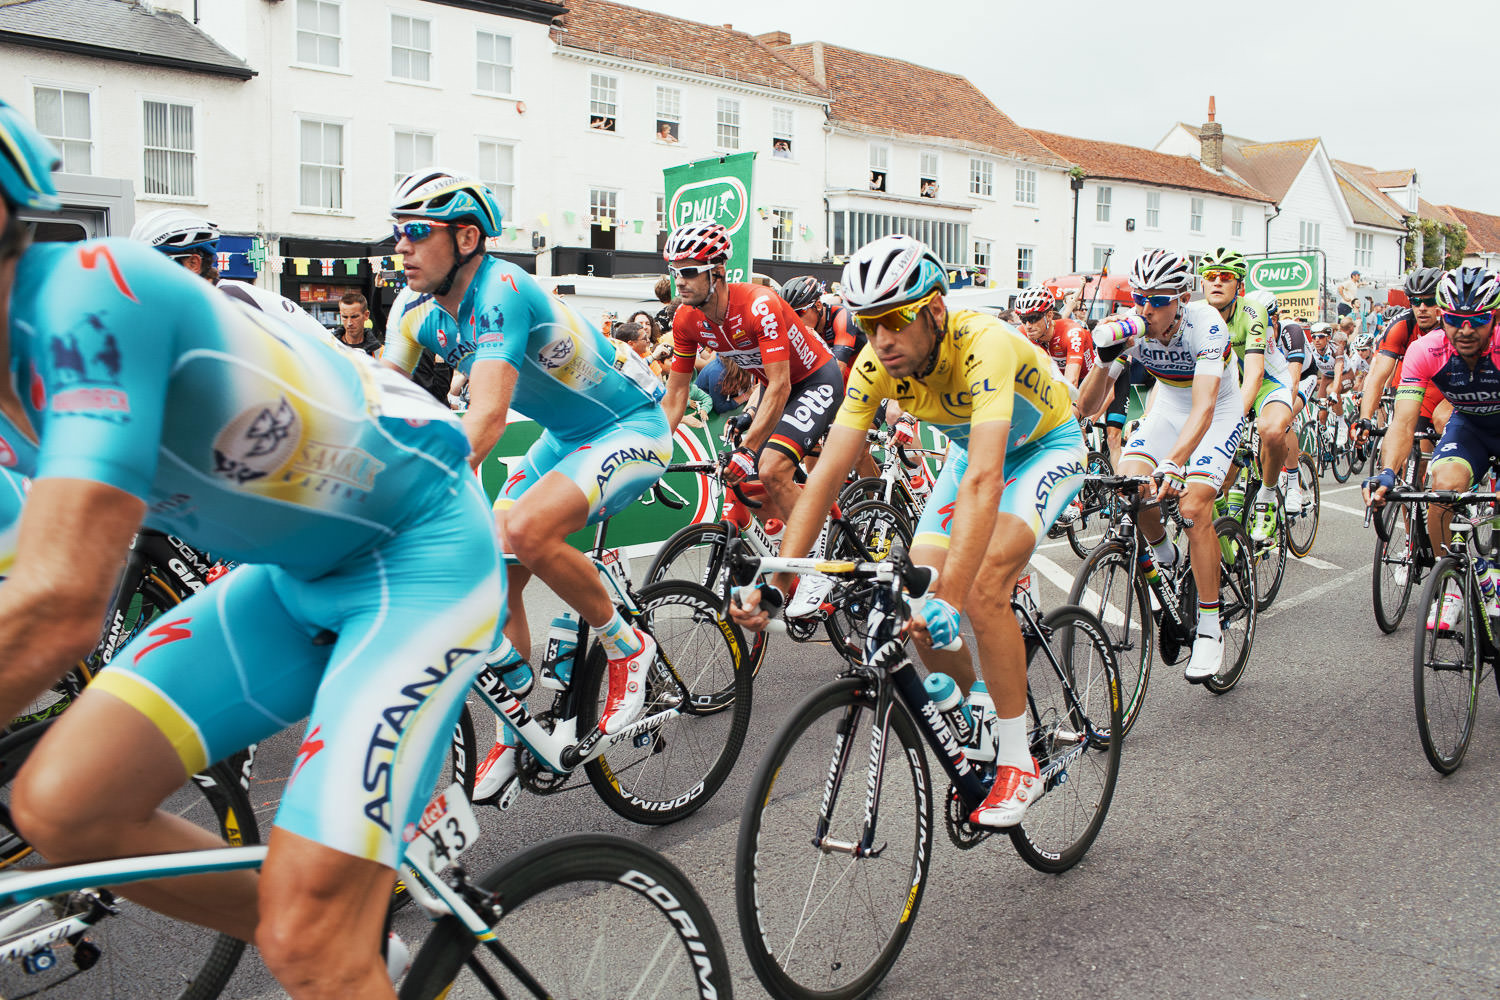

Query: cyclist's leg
[757,359,841,523]
[1255,383,1294,488]
[1179,393,1243,677]
[494,431,571,661]
[1426,412,1486,558]
[1117,398,1184,560]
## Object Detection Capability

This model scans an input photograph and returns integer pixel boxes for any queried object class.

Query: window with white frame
[1355,231,1374,270]
[390,13,432,82]
[1015,167,1036,205]
[771,107,794,158]
[1093,246,1113,271]
[142,99,196,198]
[296,0,341,68]
[477,139,514,217]
[1231,203,1244,238]
[33,86,91,174]
[589,73,617,131]
[392,129,433,188]
[590,188,617,225]
[868,144,889,192]
[716,98,740,150]
[970,157,993,197]
[475,31,513,94]
[1095,186,1112,223]
[655,87,681,142]
[1298,219,1321,251]
[298,118,343,209]
[1190,197,1204,233]
[1145,190,1160,228]
[920,152,939,199]
[1017,246,1035,287]
[771,208,795,260]
[973,238,991,270]
[829,210,968,264]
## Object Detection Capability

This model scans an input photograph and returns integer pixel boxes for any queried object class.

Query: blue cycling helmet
[389,168,504,237]
[1438,267,1500,314]
[0,98,62,213]
[841,235,948,314]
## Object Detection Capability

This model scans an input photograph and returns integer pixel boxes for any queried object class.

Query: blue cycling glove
[1364,467,1397,492]
[918,597,963,651]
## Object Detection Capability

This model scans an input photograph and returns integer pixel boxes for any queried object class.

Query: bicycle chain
[944,785,991,851]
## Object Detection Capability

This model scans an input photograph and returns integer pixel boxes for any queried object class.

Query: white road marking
[1321,498,1367,516]
[1031,552,1129,627]
[1299,555,1342,570]
[1261,566,1365,621]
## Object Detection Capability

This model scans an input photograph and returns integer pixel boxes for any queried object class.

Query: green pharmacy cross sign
[664,151,756,284]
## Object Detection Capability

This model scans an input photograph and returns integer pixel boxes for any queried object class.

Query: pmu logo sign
[1247,255,1317,294]
[669,176,749,236]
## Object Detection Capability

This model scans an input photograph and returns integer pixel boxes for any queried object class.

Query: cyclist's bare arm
[1240,352,1265,417]
[1077,361,1117,415]
[461,359,517,471]
[662,366,693,433]
[1360,353,1398,422]
[1372,394,1423,495]
[932,418,1009,611]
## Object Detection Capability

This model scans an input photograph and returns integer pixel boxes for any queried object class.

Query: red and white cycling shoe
[970,757,1040,829]
[598,629,658,735]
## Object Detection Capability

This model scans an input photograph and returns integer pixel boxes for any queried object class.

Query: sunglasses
[391,220,457,242]
[1443,311,1495,329]
[1130,292,1179,308]
[853,290,940,337]
[1201,270,1240,284]
[1019,310,1049,324]
[668,263,714,280]
[1409,295,1438,307]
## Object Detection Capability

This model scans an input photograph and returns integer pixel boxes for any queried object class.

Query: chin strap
[916,305,948,379]
[435,228,484,297]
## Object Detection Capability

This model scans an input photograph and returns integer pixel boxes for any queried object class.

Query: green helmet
[1198,247,1246,279]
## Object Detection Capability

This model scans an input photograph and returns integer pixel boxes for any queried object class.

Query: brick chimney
[1200,96,1224,171]
[755,30,791,47]
[809,40,826,87]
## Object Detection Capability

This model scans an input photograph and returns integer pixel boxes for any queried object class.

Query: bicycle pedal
[494,777,522,812]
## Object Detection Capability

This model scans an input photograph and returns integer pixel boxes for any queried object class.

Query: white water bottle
[923,672,973,745]
[540,613,579,689]
[965,681,996,762]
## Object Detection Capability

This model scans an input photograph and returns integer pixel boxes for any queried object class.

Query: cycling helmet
[1014,286,1056,318]
[1438,267,1500,314]
[1198,246,1247,278]
[390,168,503,237]
[1354,332,1375,350]
[1128,249,1194,293]
[0,98,60,213]
[1245,288,1279,317]
[663,221,732,265]
[780,275,825,311]
[1404,267,1443,298]
[130,208,220,254]
[840,235,948,314]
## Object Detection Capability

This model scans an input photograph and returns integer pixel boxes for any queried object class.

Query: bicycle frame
[1090,480,1195,644]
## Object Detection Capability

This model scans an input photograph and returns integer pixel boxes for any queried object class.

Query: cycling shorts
[1105,374,1132,429]
[1253,375,1293,415]
[1297,374,1318,406]
[91,475,505,869]
[1123,384,1244,490]
[1430,412,1500,483]
[914,419,1086,549]
[497,405,672,525]
[763,358,841,464]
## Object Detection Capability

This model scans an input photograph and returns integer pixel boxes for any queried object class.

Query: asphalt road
[43,471,1500,999]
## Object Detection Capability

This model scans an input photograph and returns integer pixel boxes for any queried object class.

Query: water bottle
[1476,559,1500,621]
[763,518,786,553]
[908,467,931,498]
[965,681,996,762]
[1225,484,1245,518]
[923,672,973,745]
[541,613,579,688]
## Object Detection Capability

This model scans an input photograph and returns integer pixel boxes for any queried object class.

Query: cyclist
[380,170,670,806]
[660,221,839,525]
[1366,267,1500,581]
[0,103,502,1000]
[1358,267,1451,467]
[1014,285,1096,393]
[1196,249,1296,541]
[731,234,1086,829]
[1077,249,1242,682]
[780,274,866,384]
[1268,296,1309,513]
[1305,323,1340,451]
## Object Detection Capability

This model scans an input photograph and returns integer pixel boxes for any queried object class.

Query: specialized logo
[77,245,138,303]
[213,398,300,485]
[290,725,325,786]
[133,617,193,665]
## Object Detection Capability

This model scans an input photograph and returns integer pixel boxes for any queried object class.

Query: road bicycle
[1219,424,1289,610]
[1043,422,1117,559]
[1068,476,1259,737]
[727,539,1121,1000]
[836,420,942,530]
[1367,427,1439,633]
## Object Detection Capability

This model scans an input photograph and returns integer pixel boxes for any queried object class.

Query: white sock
[992,713,1031,772]
[1257,484,1276,503]
[1149,535,1177,567]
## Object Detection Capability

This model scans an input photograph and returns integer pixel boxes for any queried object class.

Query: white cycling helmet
[1127,249,1194,293]
[1245,289,1279,318]
[1014,286,1056,318]
[1354,332,1375,349]
[841,235,948,315]
[130,208,220,254]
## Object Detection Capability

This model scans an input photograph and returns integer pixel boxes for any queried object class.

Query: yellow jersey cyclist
[1078,249,1242,682]
[381,170,671,805]
[731,234,1087,829]
[0,102,503,998]
[1196,248,1296,542]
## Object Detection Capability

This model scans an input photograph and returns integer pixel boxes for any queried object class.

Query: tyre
[1239,490,1288,611]
[1412,557,1479,774]
[581,581,752,824]
[1066,450,1115,559]
[1286,454,1321,558]
[1203,517,1258,694]
[736,677,932,1000]
[1331,418,1354,482]
[1011,607,1123,873]
[0,721,258,999]
[644,520,731,590]
[838,476,918,526]
[1067,540,1153,738]
[1372,503,1415,634]
[823,500,913,665]
[399,833,733,1000]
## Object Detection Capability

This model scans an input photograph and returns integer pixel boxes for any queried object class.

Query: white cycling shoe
[1183,633,1223,684]
[599,629,658,734]
[786,572,834,619]
[473,740,520,807]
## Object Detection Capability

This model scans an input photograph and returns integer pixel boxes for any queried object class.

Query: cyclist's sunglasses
[853,290,940,336]
[1409,295,1439,307]
[391,220,457,242]
[1130,292,1179,308]
[1018,310,1050,324]
[1443,311,1495,328]
[1200,270,1240,283]
[668,263,714,280]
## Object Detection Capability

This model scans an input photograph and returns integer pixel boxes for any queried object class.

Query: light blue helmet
[840,235,948,314]
[0,98,62,213]
[389,168,504,237]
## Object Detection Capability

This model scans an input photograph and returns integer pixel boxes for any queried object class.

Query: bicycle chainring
[785,617,820,641]
[516,743,572,795]
[944,784,991,851]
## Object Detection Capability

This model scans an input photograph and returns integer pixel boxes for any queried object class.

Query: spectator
[1336,270,1367,317]
[920,180,937,199]
[627,309,658,338]
[773,139,791,158]
[335,291,382,357]
[656,122,678,143]
[614,321,670,378]
[654,274,674,304]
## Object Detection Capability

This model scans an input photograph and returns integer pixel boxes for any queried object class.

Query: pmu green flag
[664,151,756,284]
[1246,253,1320,321]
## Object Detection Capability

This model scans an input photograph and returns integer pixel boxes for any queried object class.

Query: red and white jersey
[671,283,833,385]
[1046,317,1096,379]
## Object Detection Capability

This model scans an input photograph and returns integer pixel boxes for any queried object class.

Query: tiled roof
[1442,205,1500,254]
[1329,162,1407,230]
[1362,167,1417,190]
[1027,130,1271,202]
[550,0,826,98]
[1419,200,1463,226]
[1232,139,1319,202]
[773,41,1066,165]
[0,0,253,79]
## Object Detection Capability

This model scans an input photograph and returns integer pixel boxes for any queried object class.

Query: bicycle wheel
[1011,606,1122,874]
[582,581,752,824]
[1067,540,1153,738]
[0,722,258,999]
[1331,417,1354,482]
[643,520,731,589]
[1066,451,1115,560]
[1372,504,1415,633]
[399,832,733,1000]
[823,500,913,664]
[1203,516,1258,694]
[1413,557,1480,774]
[736,677,932,1000]
[1286,454,1321,558]
[1239,492,1288,611]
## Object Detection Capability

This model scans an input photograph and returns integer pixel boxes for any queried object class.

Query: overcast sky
[639,0,1496,216]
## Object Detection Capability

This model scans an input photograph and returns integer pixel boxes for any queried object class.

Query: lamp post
[1069,169,1085,272]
